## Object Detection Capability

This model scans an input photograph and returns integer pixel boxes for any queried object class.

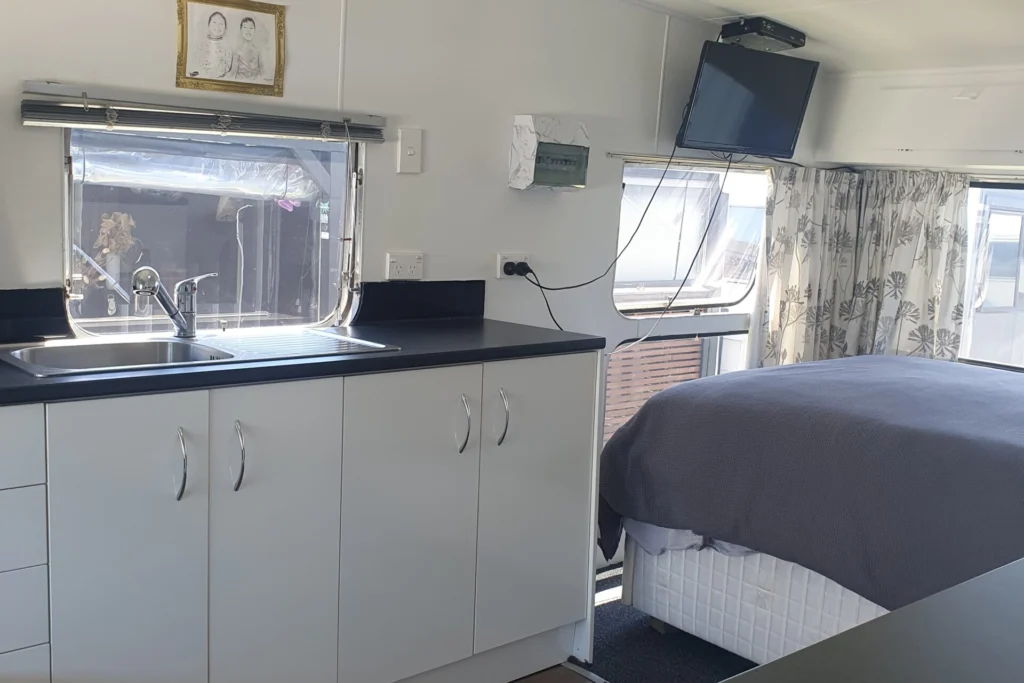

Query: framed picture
[176,0,285,97]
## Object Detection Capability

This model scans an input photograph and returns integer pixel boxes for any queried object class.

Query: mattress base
[622,535,887,665]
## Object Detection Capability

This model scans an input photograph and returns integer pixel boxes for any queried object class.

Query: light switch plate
[386,252,424,280]
[397,129,423,174]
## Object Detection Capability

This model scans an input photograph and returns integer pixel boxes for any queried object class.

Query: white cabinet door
[0,644,50,682]
[209,379,344,683]
[0,404,45,490]
[48,392,210,683]
[340,365,483,683]
[475,353,599,653]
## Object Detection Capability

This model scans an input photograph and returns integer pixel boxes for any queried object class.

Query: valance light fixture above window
[21,80,386,144]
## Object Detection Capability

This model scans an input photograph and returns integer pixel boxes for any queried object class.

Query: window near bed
[965,185,1024,367]
[612,162,769,316]
[604,334,748,442]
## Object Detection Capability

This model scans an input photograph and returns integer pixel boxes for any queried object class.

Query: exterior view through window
[613,163,769,315]
[604,334,748,442]
[966,185,1024,366]
[67,130,351,335]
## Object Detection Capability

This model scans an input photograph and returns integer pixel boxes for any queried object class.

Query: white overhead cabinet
[209,379,344,683]
[474,353,599,653]
[339,365,483,683]
[48,392,211,683]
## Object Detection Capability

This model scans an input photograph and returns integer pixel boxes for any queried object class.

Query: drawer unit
[0,644,50,681]
[0,565,49,655]
[0,405,45,491]
[0,485,47,572]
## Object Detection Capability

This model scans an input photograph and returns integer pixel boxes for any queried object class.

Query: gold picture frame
[176,0,286,97]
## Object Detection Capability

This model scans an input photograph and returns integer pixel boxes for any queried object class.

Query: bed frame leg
[647,617,678,636]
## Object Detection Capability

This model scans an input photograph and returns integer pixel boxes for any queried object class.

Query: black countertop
[728,559,1024,683]
[0,319,605,407]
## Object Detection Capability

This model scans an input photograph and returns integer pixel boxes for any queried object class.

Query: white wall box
[0,565,49,655]
[509,115,591,190]
[474,353,599,653]
[0,644,50,681]
[0,485,47,572]
[0,405,45,490]
[48,392,211,683]
[209,379,344,683]
[340,365,484,683]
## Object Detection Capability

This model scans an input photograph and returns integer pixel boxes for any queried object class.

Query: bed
[599,355,1024,664]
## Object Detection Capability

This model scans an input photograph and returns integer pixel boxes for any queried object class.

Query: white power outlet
[497,254,531,279]
[386,252,424,280]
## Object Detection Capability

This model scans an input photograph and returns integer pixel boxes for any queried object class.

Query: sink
[0,329,397,378]
[2,340,235,377]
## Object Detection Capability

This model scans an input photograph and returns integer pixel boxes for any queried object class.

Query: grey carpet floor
[575,570,756,683]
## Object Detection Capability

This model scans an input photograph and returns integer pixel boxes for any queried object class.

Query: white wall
[816,65,1024,170]
[0,0,346,290]
[0,0,741,346]
[344,1,718,339]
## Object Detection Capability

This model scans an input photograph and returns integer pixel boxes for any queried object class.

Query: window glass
[965,187,1024,365]
[67,130,351,335]
[613,163,768,315]
[603,334,748,442]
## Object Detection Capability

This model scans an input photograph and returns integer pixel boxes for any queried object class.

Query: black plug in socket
[503,261,532,277]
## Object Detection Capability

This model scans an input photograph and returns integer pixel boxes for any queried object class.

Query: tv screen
[676,41,819,159]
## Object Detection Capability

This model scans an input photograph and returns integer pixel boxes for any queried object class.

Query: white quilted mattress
[622,535,888,665]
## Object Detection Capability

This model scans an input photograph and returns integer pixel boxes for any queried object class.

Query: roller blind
[21,82,385,144]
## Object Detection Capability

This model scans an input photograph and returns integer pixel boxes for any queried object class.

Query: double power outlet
[386,252,531,280]
[497,254,531,279]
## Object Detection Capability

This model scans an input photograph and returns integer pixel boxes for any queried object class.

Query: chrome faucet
[132,267,218,339]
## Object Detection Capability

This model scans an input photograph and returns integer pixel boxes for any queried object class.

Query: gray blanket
[599,356,1024,610]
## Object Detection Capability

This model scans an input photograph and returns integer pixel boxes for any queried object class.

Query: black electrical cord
[528,117,688,293]
[523,270,563,331]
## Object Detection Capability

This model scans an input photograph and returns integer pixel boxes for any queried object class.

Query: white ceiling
[639,0,1024,72]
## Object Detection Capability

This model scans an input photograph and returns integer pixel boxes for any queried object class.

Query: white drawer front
[0,644,49,682]
[0,486,47,573]
[0,405,45,491]
[0,566,49,655]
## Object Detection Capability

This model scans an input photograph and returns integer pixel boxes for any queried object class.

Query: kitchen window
[66,130,357,335]
[613,161,769,316]
[21,82,384,337]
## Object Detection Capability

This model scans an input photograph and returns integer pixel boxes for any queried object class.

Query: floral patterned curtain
[851,170,970,360]
[755,168,862,366]
[756,168,970,367]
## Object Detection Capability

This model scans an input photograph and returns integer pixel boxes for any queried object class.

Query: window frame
[61,128,366,337]
[612,156,770,318]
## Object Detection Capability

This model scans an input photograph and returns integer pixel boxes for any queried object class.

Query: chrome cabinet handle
[497,388,510,446]
[233,420,246,492]
[175,427,188,502]
[457,394,472,454]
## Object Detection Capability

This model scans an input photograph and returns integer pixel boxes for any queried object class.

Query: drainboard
[207,329,397,360]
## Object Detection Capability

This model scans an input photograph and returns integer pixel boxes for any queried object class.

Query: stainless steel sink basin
[2,340,235,377]
[0,329,398,377]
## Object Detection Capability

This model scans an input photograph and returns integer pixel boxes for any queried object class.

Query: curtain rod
[607,151,1024,184]
[605,151,782,172]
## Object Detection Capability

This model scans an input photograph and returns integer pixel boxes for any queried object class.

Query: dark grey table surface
[728,559,1024,682]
